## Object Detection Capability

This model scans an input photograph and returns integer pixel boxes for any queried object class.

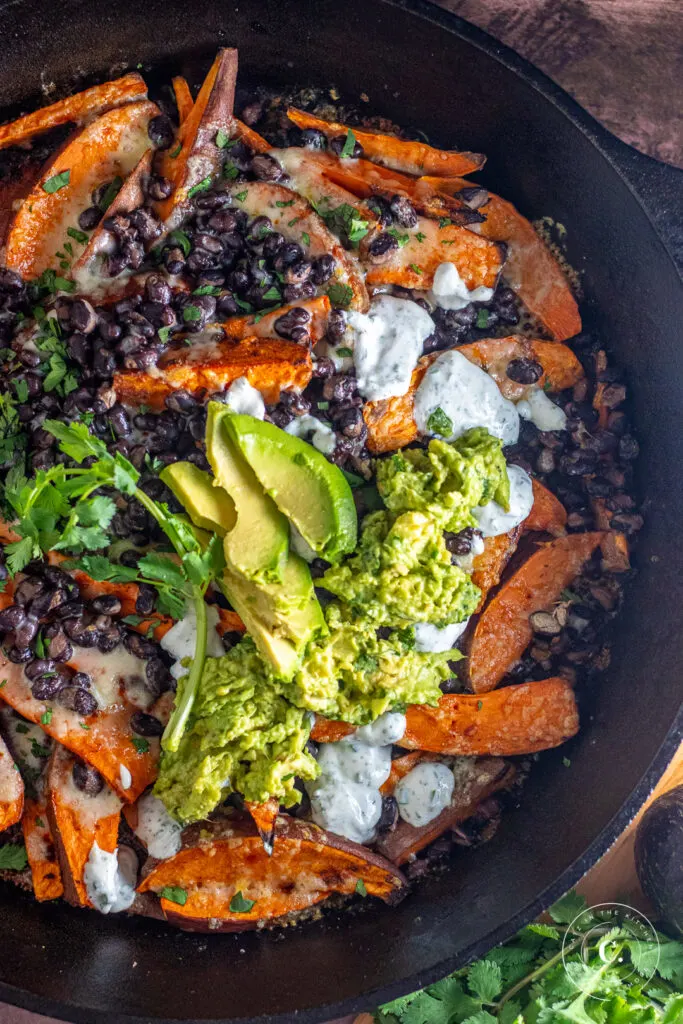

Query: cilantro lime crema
[155,428,511,824]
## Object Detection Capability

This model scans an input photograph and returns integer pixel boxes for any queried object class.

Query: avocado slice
[160,462,237,536]
[220,551,326,680]
[205,402,289,583]
[225,414,357,563]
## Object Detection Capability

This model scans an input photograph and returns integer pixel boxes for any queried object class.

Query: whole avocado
[634,784,683,938]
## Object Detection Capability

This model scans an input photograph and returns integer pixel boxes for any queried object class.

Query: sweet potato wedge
[0,650,159,801]
[287,108,485,177]
[4,100,159,279]
[364,336,582,454]
[22,797,64,901]
[0,733,23,832]
[422,176,581,340]
[526,479,567,536]
[156,49,238,228]
[399,678,579,756]
[172,77,194,124]
[310,717,354,743]
[0,73,147,151]
[114,335,313,411]
[71,148,153,286]
[269,148,380,228]
[471,527,524,612]
[219,295,331,344]
[47,744,121,906]
[232,119,271,154]
[362,214,504,292]
[138,815,406,931]
[468,532,606,692]
[229,181,369,311]
[375,757,514,865]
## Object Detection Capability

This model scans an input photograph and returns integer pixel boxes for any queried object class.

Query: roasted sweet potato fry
[156,49,238,227]
[0,733,23,832]
[232,119,270,153]
[47,744,121,906]
[71,148,153,285]
[422,176,581,340]
[245,798,279,854]
[139,816,406,931]
[219,295,331,344]
[471,528,523,611]
[362,214,504,292]
[468,532,606,692]
[287,108,485,177]
[375,758,515,865]
[0,651,159,801]
[4,100,159,279]
[228,181,369,311]
[310,717,354,743]
[172,77,194,124]
[269,148,380,227]
[526,479,567,536]
[114,335,313,411]
[364,336,582,454]
[400,678,579,756]
[22,797,64,901]
[0,73,147,151]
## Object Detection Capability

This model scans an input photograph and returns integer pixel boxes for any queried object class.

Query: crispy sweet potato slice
[269,148,380,227]
[172,77,194,124]
[364,336,582,454]
[139,816,406,931]
[47,744,121,906]
[526,479,567,536]
[468,532,606,692]
[0,650,159,800]
[71,148,153,285]
[22,797,64,901]
[156,49,238,227]
[0,73,147,151]
[0,733,23,832]
[232,119,271,154]
[471,527,524,612]
[229,181,369,311]
[219,295,331,344]
[380,752,441,796]
[114,335,313,411]
[4,100,159,279]
[375,758,515,865]
[310,717,354,743]
[423,176,581,340]
[400,679,579,756]
[287,108,485,177]
[362,214,504,292]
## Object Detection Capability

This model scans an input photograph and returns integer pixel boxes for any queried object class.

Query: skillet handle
[599,133,683,272]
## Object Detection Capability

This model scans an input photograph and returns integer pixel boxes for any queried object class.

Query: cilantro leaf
[467,961,502,1003]
[548,889,587,924]
[229,891,256,913]
[160,886,187,905]
[187,176,212,198]
[340,128,357,159]
[216,128,230,149]
[327,282,354,308]
[0,844,28,870]
[167,230,192,258]
[98,176,123,212]
[42,170,70,194]
[426,406,453,437]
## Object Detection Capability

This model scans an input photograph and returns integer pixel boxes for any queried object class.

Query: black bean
[506,358,543,385]
[72,759,104,795]
[366,231,399,263]
[147,174,174,202]
[322,374,358,403]
[68,297,98,335]
[128,710,163,739]
[143,274,171,306]
[63,618,100,648]
[335,407,365,439]
[536,448,555,474]
[310,254,335,285]
[24,658,55,681]
[281,392,311,417]
[71,672,92,690]
[274,306,311,341]
[164,388,196,414]
[377,795,399,834]
[45,630,72,663]
[14,619,38,648]
[78,206,102,231]
[284,260,312,285]
[273,242,304,270]
[313,357,335,379]
[0,605,26,631]
[58,686,98,715]
[148,114,175,150]
[135,584,157,617]
[283,281,315,303]
[330,134,363,158]
[164,247,186,275]
[618,435,639,461]
[145,657,172,696]
[7,646,33,663]
[245,215,274,245]
[0,268,25,294]
[251,154,284,182]
[13,578,44,608]
[90,595,122,616]
[31,673,67,700]
[97,626,121,653]
[389,194,418,228]
[609,512,644,535]
[445,527,480,556]
[300,127,327,150]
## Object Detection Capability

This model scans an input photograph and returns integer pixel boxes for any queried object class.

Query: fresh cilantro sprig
[377,890,683,1024]
[4,419,225,752]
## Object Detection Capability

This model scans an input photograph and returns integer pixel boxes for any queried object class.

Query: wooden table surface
[2,2,681,1022]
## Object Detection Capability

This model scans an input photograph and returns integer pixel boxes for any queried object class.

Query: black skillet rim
[0,1,682,1021]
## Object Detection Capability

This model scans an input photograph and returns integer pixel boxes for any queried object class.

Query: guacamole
[156,426,508,824]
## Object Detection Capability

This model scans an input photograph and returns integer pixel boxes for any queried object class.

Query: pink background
[1,1,681,1022]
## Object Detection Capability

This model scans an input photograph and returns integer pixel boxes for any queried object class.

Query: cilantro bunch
[377,891,683,1024]
[4,419,225,752]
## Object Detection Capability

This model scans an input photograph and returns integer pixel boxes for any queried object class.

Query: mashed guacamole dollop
[156,428,509,822]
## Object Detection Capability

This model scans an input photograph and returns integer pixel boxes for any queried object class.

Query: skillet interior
[0,0,682,1021]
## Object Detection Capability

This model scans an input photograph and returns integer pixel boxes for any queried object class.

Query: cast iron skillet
[0,1,682,1021]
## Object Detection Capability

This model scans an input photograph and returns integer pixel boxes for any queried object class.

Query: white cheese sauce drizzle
[427,262,495,311]
[346,295,434,401]
[394,762,455,827]
[474,464,534,537]
[160,600,224,680]
[285,414,337,454]
[516,388,568,432]
[83,842,137,914]
[413,619,469,653]
[133,792,183,860]
[414,349,520,446]
[306,711,406,844]
[223,376,266,419]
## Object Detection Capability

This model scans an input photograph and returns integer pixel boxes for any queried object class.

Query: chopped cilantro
[409,263,423,275]
[415,231,427,242]
[229,891,256,913]
[388,228,410,248]
[262,286,281,303]
[187,176,212,198]
[476,309,490,329]
[131,737,150,754]
[335,346,353,357]
[340,129,357,159]
[215,128,230,149]
[355,877,368,896]
[193,285,221,296]
[67,226,89,245]
[426,406,453,437]
[41,708,53,726]
[439,216,452,228]
[301,231,311,246]
[234,190,248,202]
[275,199,295,208]
[42,170,70,194]
[160,886,187,906]
[327,283,353,308]
[169,142,182,159]
[98,176,123,212]
[182,305,202,323]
